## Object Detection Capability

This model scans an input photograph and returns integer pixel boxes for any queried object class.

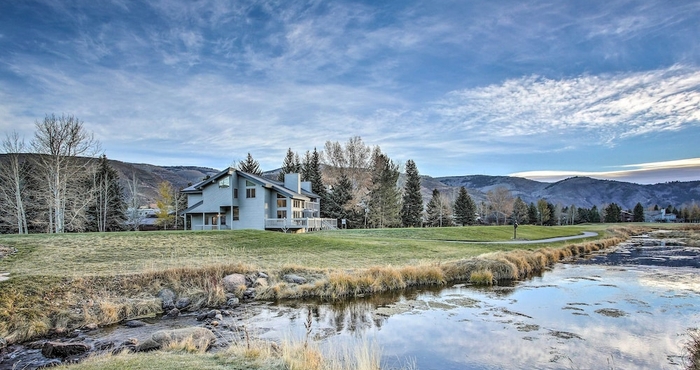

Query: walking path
[453,231,599,244]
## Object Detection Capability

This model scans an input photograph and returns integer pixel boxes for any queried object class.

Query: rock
[157,288,176,310]
[210,320,219,327]
[283,274,307,284]
[124,320,147,328]
[214,313,223,321]
[222,274,247,293]
[243,288,256,299]
[84,323,98,330]
[0,337,6,350]
[135,327,216,352]
[162,308,180,319]
[227,297,240,307]
[196,312,208,321]
[94,341,115,351]
[42,341,91,359]
[258,272,269,279]
[175,297,191,310]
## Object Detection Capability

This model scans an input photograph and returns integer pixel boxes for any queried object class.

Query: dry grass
[469,270,494,286]
[687,330,700,370]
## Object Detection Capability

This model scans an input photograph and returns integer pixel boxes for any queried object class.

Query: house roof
[181,167,318,201]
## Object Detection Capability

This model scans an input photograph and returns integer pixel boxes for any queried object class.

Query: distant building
[180,168,336,232]
[644,209,677,223]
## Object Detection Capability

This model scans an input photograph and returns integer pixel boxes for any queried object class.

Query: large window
[277,210,287,219]
[277,194,287,208]
[293,199,303,208]
[232,207,239,221]
[218,177,229,188]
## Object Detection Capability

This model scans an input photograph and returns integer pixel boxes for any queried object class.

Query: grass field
[0,225,601,278]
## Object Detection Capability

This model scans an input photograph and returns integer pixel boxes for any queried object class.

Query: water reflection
[238,240,700,369]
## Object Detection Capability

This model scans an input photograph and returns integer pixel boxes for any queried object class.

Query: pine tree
[590,205,601,223]
[305,148,328,217]
[326,173,353,224]
[278,148,298,181]
[604,203,622,223]
[633,202,645,222]
[367,153,401,228]
[400,159,423,227]
[425,189,452,227]
[238,153,262,175]
[536,199,551,225]
[453,186,476,226]
[512,197,528,224]
[527,202,538,225]
[86,155,127,232]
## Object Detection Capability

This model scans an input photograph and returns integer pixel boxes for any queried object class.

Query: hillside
[434,175,700,209]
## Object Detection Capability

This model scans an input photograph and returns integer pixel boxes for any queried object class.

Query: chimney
[284,173,301,193]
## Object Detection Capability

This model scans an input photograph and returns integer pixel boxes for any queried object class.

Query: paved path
[452,231,599,244]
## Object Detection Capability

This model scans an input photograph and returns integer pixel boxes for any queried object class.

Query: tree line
[3,120,699,234]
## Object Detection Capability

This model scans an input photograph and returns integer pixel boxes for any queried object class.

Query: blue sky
[1,0,700,184]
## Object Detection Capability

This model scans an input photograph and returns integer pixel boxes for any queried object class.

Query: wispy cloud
[510,158,700,184]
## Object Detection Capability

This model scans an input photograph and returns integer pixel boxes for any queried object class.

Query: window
[293,199,303,208]
[277,210,287,219]
[234,188,238,198]
[277,198,287,208]
[293,211,302,219]
[218,177,230,188]
[232,207,239,221]
[246,180,256,198]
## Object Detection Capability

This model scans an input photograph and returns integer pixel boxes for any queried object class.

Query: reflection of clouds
[637,269,700,294]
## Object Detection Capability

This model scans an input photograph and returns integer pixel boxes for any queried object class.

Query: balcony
[265,218,337,231]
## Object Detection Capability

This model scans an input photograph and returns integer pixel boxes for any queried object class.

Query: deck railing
[265,218,337,230]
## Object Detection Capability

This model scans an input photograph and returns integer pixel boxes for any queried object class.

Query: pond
[2,232,699,369]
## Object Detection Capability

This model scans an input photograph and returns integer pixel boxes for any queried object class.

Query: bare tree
[125,172,144,231]
[486,186,514,225]
[0,132,29,234]
[31,114,101,233]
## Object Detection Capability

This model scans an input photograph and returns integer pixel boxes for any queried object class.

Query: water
[3,233,699,369]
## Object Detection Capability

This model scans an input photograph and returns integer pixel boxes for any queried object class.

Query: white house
[180,168,337,232]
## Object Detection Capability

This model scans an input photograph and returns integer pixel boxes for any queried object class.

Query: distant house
[644,209,677,223]
[180,168,337,232]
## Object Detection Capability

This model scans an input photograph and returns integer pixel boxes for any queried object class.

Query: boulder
[124,320,147,328]
[157,288,176,310]
[0,337,6,350]
[222,274,247,293]
[42,341,91,359]
[283,274,307,284]
[135,327,216,352]
[162,308,180,319]
[175,297,191,310]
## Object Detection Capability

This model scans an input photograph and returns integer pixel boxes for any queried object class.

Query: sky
[1,0,700,184]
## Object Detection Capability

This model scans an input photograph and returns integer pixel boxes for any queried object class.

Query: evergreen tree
[512,197,528,224]
[86,155,126,232]
[633,202,645,222]
[238,152,262,175]
[306,148,328,217]
[400,159,423,227]
[604,203,622,223]
[426,189,452,227]
[326,173,353,224]
[546,202,556,226]
[367,153,401,228]
[527,202,538,225]
[453,186,476,226]
[278,148,298,181]
[590,205,601,223]
[536,199,550,225]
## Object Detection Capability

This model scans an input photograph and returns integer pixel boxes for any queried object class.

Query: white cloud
[510,158,700,184]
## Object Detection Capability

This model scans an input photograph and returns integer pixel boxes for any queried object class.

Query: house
[180,168,337,232]
[644,209,677,223]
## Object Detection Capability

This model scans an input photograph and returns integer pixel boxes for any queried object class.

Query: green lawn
[0,225,603,278]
